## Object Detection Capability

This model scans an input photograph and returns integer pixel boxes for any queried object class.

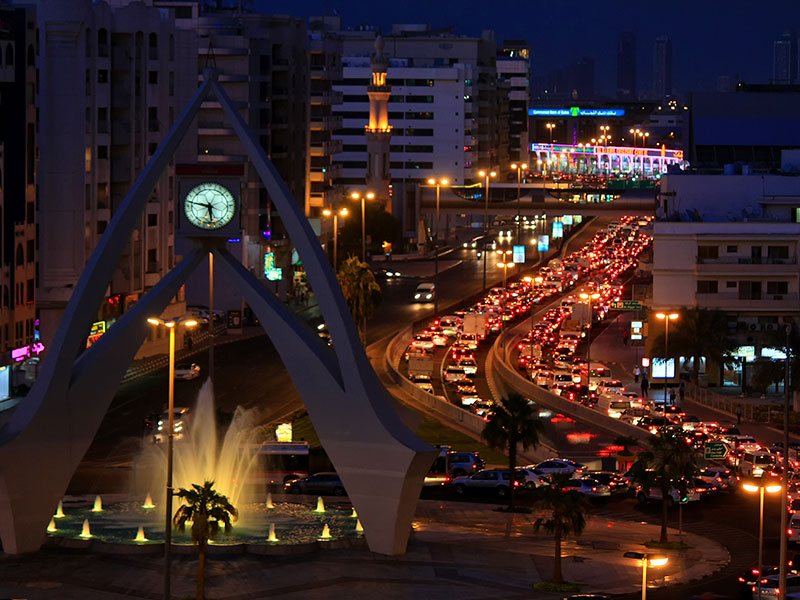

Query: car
[411,374,434,394]
[458,332,479,350]
[561,476,611,498]
[586,471,629,494]
[741,450,775,478]
[450,468,523,498]
[438,315,463,336]
[635,485,700,507]
[153,407,191,443]
[698,467,736,490]
[404,344,430,362]
[516,466,544,489]
[450,346,474,362]
[457,357,478,375]
[531,458,586,477]
[737,566,780,599]
[174,362,201,380]
[443,365,469,383]
[284,472,346,496]
[532,369,551,387]
[755,573,800,597]
[413,282,435,302]
[411,334,435,350]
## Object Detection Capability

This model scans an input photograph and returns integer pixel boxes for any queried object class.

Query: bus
[254,441,310,486]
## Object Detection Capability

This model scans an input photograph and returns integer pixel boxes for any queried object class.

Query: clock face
[183,182,236,230]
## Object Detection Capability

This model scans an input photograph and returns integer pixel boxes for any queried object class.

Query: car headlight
[426,294,432,299]
[414,294,420,299]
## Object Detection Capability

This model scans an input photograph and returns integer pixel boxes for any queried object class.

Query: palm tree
[482,392,545,511]
[649,307,736,384]
[629,430,698,543]
[173,480,238,600]
[533,473,588,585]
[337,256,382,344]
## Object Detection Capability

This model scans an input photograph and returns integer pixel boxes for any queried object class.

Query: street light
[545,122,555,143]
[496,249,513,289]
[478,169,497,290]
[146,315,198,600]
[321,207,348,270]
[624,552,669,600]
[579,292,601,389]
[743,481,782,599]
[427,177,449,315]
[600,125,610,145]
[510,163,527,246]
[350,191,375,262]
[655,312,679,405]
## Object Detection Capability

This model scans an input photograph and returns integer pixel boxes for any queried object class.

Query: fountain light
[319,523,331,540]
[315,497,325,513]
[79,519,92,539]
[54,500,65,518]
[134,527,148,543]
[350,507,357,519]
[47,518,57,533]
[142,494,155,509]
[355,519,363,533]
[92,495,103,512]
[268,523,278,543]
[266,492,274,509]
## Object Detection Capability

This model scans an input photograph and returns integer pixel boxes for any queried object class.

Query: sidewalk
[0,498,728,600]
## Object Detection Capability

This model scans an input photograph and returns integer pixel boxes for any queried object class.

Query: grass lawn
[287,406,509,465]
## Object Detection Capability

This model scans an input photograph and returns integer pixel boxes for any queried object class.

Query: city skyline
[257,0,800,97]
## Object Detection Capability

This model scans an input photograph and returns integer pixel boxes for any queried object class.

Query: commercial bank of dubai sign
[529,107,626,117]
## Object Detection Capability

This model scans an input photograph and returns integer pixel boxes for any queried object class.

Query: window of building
[97,221,107,234]
[26,240,33,263]
[405,145,434,153]
[726,245,737,253]
[97,29,108,57]
[15,244,23,267]
[147,213,158,227]
[342,144,367,152]
[405,111,434,120]
[697,245,718,261]
[405,128,434,136]
[148,33,158,61]
[26,279,33,304]
[738,280,761,300]
[338,161,367,169]
[147,248,157,267]
[404,161,433,169]
[26,202,34,224]
[342,95,368,102]
[406,95,434,103]
[767,246,789,262]
[148,70,158,85]
[97,145,108,159]
[767,281,789,296]
[5,44,12,67]
[97,69,108,84]
[696,280,718,294]
[726,281,737,288]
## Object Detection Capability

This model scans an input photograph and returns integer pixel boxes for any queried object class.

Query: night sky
[256,0,800,97]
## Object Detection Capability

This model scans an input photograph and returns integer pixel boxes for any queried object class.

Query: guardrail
[490,327,652,444]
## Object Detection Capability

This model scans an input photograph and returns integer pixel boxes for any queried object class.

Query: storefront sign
[264,252,283,281]
[86,321,107,348]
[12,342,45,362]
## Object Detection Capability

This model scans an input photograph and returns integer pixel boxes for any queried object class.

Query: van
[740,450,775,477]
[413,282,435,302]
[424,448,485,485]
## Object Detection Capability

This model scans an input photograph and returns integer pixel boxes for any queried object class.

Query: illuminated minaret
[365,35,392,211]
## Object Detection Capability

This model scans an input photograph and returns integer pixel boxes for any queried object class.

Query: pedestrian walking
[641,375,649,398]
[669,387,677,405]
[736,403,743,425]
[633,365,641,384]
[622,329,629,346]
[679,381,685,403]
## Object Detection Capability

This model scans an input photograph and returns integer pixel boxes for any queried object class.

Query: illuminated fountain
[47,380,363,547]
[351,508,357,518]
[355,519,363,533]
[47,518,57,533]
[54,500,65,518]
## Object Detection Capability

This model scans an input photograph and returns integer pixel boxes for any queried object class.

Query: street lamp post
[624,552,669,600]
[350,191,375,262]
[322,207,348,270]
[478,169,496,290]
[427,177,449,315]
[743,481,782,599]
[146,316,198,600]
[600,125,610,146]
[496,249,513,289]
[655,312,679,405]
[580,292,600,389]
[546,122,555,143]
[510,163,528,247]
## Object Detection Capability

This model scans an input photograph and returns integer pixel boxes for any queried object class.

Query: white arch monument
[0,70,436,556]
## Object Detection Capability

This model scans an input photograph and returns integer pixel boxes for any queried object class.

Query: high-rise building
[0,2,38,395]
[35,0,198,357]
[530,57,595,102]
[652,35,673,100]
[772,31,797,84]
[616,31,637,100]
[496,40,530,163]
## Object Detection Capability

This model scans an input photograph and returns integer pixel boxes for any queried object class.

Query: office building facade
[652,35,673,100]
[616,31,637,100]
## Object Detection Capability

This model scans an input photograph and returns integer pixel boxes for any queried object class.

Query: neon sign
[12,342,45,362]
[86,321,107,348]
[529,107,625,117]
[264,252,283,281]
[530,142,684,161]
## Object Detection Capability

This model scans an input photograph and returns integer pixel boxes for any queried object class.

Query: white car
[635,485,700,507]
[443,365,469,383]
[530,458,586,477]
[411,374,434,394]
[413,282,435,302]
[438,315,463,336]
[532,369,551,387]
[411,334,435,350]
[457,332,479,350]
[457,357,478,376]
[174,363,200,380]
[561,476,611,498]
[516,467,544,489]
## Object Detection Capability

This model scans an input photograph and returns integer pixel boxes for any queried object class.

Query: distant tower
[365,36,392,210]
[616,31,637,100]
[773,31,797,84]
[652,35,673,100]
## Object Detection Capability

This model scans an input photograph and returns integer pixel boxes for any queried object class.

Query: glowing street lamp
[655,312,679,405]
[478,169,497,290]
[496,249,513,289]
[579,292,600,388]
[146,316,198,600]
[510,163,528,246]
[350,191,375,262]
[427,177,450,314]
[743,480,782,599]
[321,207,348,269]
[545,122,555,143]
[624,552,669,600]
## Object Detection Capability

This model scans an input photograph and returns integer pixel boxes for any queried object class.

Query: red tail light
[789,528,794,535]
